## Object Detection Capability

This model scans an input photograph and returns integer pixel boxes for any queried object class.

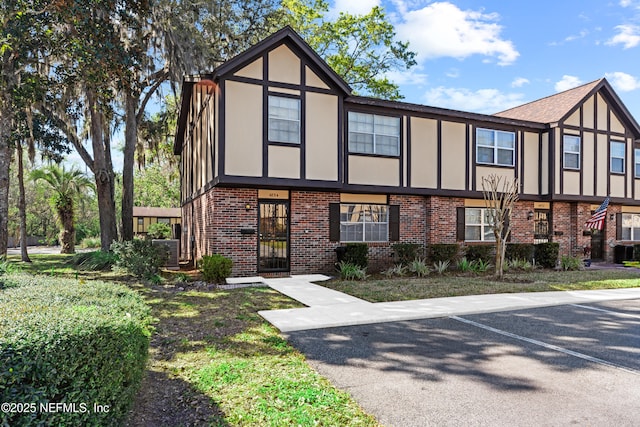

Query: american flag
[584,197,610,230]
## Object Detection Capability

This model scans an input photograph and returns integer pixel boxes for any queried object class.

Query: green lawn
[4,254,380,426]
[7,254,640,426]
[323,268,640,302]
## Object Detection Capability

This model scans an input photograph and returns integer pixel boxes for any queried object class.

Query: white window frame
[268,95,300,144]
[622,213,640,241]
[348,112,400,156]
[339,203,389,242]
[476,128,515,167]
[563,135,581,170]
[610,140,626,174]
[464,208,496,242]
[634,148,640,178]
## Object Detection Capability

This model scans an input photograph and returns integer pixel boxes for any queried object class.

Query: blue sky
[332,0,640,119]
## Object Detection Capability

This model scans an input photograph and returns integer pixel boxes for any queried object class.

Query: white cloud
[332,0,380,15]
[446,68,460,78]
[555,75,583,92]
[385,67,429,86]
[606,24,640,48]
[396,2,519,66]
[422,86,526,114]
[511,77,530,88]
[605,71,640,91]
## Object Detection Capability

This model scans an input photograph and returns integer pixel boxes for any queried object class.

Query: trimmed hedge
[428,244,460,263]
[534,242,560,268]
[464,245,494,263]
[391,243,425,264]
[199,254,233,283]
[506,243,535,262]
[344,243,369,268]
[0,275,152,426]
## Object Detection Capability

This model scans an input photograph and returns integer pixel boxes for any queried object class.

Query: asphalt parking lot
[287,299,640,426]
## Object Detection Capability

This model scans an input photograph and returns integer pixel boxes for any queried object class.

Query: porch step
[225,276,265,285]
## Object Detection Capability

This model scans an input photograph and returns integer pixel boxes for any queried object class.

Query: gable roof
[174,26,353,154]
[213,26,352,94]
[495,79,601,123]
[495,78,640,137]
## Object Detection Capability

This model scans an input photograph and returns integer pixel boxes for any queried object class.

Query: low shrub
[391,243,424,264]
[343,243,369,268]
[68,250,117,271]
[464,245,494,263]
[409,258,430,277]
[382,264,408,278]
[506,243,535,262]
[428,244,460,263]
[561,255,583,271]
[507,258,534,271]
[79,236,101,249]
[432,260,450,275]
[472,259,492,273]
[534,242,560,269]
[457,257,474,273]
[337,261,367,280]
[147,222,172,240]
[198,254,233,283]
[0,275,152,426]
[111,238,169,279]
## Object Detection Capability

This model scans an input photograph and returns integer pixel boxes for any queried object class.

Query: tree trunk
[0,101,12,260]
[16,139,31,262]
[58,201,75,254]
[87,89,118,251]
[121,91,138,241]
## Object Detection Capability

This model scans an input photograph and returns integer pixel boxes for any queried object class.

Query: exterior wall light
[527,211,534,220]
[245,204,252,211]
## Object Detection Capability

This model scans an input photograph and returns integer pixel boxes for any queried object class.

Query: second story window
[635,149,640,178]
[563,135,581,169]
[348,112,400,156]
[268,95,300,144]
[476,128,515,167]
[611,141,625,174]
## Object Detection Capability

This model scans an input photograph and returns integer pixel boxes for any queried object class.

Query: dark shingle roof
[494,79,602,123]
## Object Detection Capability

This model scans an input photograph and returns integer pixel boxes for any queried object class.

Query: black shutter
[329,203,341,241]
[389,205,400,241]
[616,212,622,240]
[456,207,465,241]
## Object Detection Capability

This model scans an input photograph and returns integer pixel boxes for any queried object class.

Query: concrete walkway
[255,275,640,332]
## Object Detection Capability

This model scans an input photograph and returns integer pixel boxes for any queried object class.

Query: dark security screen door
[591,227,604,260]
[258,201,290,272]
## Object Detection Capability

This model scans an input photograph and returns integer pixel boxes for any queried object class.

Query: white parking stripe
[570,304,640,319]
[450,315,640,376]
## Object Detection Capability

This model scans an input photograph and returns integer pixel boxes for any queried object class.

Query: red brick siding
[182,188,615,276]
[289,191,340,275]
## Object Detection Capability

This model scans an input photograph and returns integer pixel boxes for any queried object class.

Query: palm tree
[30,165,93,254]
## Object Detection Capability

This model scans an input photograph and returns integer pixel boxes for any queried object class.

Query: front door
[534,210,551,244]
[258,201,290,272]
[590,227,604,260]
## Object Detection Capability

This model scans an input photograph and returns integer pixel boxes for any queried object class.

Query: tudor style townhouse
[174,26,640,277]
